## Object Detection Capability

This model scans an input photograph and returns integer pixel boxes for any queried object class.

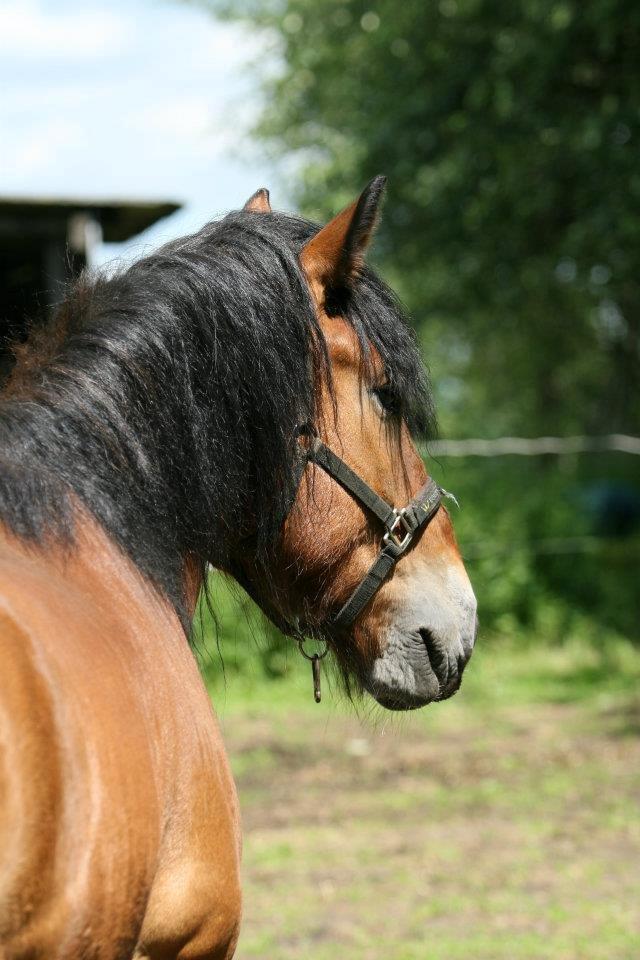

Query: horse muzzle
[361,569,478,711]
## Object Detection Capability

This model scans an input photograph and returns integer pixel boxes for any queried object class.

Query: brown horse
[0,179,476,958]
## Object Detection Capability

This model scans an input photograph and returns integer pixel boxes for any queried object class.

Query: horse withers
[0,179,477,959]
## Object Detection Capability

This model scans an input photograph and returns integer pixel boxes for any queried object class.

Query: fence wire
[425,434,640,457]
[420,434,640,559]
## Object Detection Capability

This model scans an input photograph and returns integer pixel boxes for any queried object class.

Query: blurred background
[1,1,639,957]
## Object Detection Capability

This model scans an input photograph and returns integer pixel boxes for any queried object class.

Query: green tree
[208,0,640,437]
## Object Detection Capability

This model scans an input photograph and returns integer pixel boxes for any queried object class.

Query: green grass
[198,593,640,960]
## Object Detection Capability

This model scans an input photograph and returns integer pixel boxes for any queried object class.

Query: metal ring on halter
[296,637,329,661]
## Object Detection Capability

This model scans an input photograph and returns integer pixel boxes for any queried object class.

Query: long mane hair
[0,209,435,627]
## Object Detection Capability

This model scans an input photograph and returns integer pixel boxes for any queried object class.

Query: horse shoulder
[0,608,68,956]
[0,527,241,959]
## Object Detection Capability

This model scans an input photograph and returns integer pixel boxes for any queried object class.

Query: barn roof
[0,195,181,243]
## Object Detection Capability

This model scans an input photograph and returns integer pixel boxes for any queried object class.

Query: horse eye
[372,383,400,416]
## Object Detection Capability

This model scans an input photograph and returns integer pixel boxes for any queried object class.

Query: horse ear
[243,188,272,213]
[300,175,386,294]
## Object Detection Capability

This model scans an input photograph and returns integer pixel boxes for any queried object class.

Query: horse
[0,177,477,959]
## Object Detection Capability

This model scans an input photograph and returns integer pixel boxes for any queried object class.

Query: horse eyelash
[371,382,401,416]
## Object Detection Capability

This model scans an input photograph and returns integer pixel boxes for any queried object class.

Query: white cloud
[0,0,131,60]
[141,96,215,140]
[0,118,84,180]
[0,83,93,117]
[0,0,280,262]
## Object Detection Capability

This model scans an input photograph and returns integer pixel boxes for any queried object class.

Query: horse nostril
[419,628,448,681]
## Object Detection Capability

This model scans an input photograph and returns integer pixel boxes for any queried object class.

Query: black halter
[230,427,446,701]
[306,434,442,629]
[231,427,444,642]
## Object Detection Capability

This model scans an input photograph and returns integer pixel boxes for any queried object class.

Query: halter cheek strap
[307,437,442,629]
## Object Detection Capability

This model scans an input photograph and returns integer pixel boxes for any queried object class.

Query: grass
[198,604,640,960]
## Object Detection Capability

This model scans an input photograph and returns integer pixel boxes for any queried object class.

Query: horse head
[235,179,477,709]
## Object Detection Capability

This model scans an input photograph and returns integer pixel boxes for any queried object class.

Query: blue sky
[0,0,280,265]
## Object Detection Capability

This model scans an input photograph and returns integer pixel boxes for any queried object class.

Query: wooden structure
[0,196,180,378]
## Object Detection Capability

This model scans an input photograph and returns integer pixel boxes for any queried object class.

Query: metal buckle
[382,508,413,552]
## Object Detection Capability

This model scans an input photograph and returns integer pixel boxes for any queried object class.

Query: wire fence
[422,434,640,559]
[426,434,640,457]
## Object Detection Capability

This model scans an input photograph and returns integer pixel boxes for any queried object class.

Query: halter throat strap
[308,437,442,629]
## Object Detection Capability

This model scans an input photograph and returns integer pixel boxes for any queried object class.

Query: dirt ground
[212,654,640,960]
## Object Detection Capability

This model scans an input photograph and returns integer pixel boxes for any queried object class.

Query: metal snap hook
[297,637,328,703]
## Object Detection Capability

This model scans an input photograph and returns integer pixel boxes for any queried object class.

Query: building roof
[0,195,182,243]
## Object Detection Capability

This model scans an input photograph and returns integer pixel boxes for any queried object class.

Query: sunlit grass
[198,581,640,960]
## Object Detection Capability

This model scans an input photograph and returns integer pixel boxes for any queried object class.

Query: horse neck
[182,553,205,622]
[0,286,212,626]
[1,235,312,626]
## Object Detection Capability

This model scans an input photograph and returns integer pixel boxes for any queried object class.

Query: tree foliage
[209,0,640,437]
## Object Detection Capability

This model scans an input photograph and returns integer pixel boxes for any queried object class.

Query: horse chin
[370,690,433,712]
[362,628,467,711]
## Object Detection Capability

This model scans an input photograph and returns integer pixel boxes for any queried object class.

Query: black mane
[0,210,435,626]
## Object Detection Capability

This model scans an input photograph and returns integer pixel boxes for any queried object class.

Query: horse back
[0,520,241,960]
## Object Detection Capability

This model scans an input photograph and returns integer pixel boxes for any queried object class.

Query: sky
[0,0,279,266]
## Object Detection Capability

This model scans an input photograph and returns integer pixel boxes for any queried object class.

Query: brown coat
[0,517,241,960]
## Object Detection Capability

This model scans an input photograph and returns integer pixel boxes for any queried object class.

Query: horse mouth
[369,628,466,711]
